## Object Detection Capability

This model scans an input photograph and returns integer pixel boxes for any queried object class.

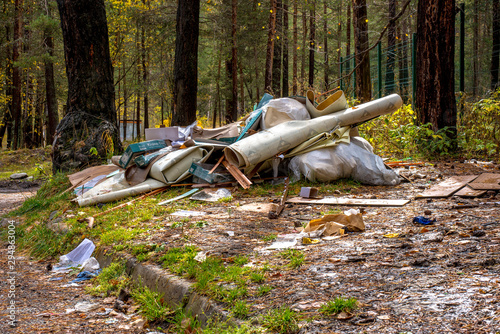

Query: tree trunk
[12,0,23,150]
[491,0,500,90]
[53,0,121,172]
[282,0,289,97]
[272,1,282,96]
[122,59,127,141]
[352,0,371,102]
[346,1,351,93]
[142,25,149,134]
[1,1,12,148]
[385,0,396,95]
[265,0,277,94]
[308,1,315,88]
[292,0,298,95]
[43,0,58,147]
[324,1,329,91]
[416,0,457,138]
[301,5,307,91]
[229,0,238,122]
[136,65,141,140]
[472,0,479,96]
[172,0,200,126]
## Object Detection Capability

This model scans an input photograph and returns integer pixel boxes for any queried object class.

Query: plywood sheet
[454,185,487,197]
[286,197,410,207]
[417,175,478,198]
[67,165,121,186]
[468,173,500,190]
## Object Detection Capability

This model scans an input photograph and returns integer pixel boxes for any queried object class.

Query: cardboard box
[299,187,319,198]
[145,127,179,141]
[118,140,166,169]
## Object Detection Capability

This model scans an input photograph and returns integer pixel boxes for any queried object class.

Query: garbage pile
[68,90,403,207]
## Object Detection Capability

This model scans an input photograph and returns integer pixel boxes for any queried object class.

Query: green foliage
[319,296,358,315]
[233,255,249,266]
[131,285,173,322]
[250,272,265,284]
[262,306,300,334]
[100,227,140,245]
[86,262,129,296]
[257,284,273,296]
[262,233,277,242]
[232,300,250,319]
[280,249,305,269]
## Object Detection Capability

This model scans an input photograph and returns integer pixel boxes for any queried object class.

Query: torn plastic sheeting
[58,238,95,267]
[265,233,304,250]
[289,140,400,186]
[74,175,107,196]
[284,125,351,158]
[190,188,232,202]
[170,210,205,217]
[225,94,403,168]
[149,146,213,184]
[77,175,166,207]
[158,188,200,205]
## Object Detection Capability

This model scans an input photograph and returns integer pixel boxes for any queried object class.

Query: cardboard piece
[468,173,500,190]
[304,213,365,236]
[416,175,478,198]
[300,187,319,198]
[454,185,487,197]
[287,197,410,207]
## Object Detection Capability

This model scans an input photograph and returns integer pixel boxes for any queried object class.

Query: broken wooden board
[416,175,478,198]
[286,197,410,207]
[468,173,500,190]
[454,185,487,198]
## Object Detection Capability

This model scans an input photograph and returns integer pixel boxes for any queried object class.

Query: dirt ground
[1,160,500,333]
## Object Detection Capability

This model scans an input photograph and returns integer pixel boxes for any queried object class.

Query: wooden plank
[468,173,500,190]
[416,175,478,198]
[454,185,487,197]
[268,177,290,219]
[222,160,252,189]
[286,197,410,207]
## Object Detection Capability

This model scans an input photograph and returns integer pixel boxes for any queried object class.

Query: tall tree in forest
[345,1,351,92]
[272,1,282,96]
[292,0,297,95]
[229,0,238,122]
[172,0,200,126]
[323,2,329,91]
[264,0,277,93]
[415,0,456,138]
[352,0,371,102]
[384,0,396,95]
[308,0,315,88]
[491,0,500,90]
[0,0,13,148]
[11,0,23,150]
[43,0,58,146]
[301,5,307,89]
[472,0,479,96]
[282,0,289,97]
[53,0,122,172]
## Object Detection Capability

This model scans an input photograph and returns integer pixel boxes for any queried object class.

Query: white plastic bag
[289,142,400,186]
[260,98,310,130]
[59,238,95,266]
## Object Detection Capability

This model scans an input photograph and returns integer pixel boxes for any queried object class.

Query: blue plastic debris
[412,216,436,225]
[69,270,101,283]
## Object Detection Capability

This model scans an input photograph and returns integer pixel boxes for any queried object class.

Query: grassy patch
[319,296,358,315]
[232,300,250,319]
[280,249,305,269]
[257,284,273,296]
[262,306,300,334]
[0,147,52,180]
[100,227,141,245]
[86,261,129,297]
[262,233,277,242]
[131,285,173,322]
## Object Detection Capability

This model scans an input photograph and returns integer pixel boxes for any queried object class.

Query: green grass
[250,272,265,284]
[257,284,273,296]
[319,296,358,315]
[131,285,173,322]
[262,233,277,242]
[0,147,52,180]
[100,227,141,245]
[86,261,129,296]
[280,249,305,269]
[262,306,300,334]
[232,300,250,319]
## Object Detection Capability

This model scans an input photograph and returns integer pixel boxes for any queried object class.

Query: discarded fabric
[412,216,436,225]
[69,270,100,283]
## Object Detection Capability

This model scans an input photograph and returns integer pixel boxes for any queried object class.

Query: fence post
[460,2,465,92]
[412,32,417,106]
[340,56,344,91]
[377,41,382,98]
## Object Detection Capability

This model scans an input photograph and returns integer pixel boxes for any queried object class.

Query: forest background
[0,0,499,161]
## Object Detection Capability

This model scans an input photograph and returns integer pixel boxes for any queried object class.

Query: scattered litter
[71,301,100,313]
[96,308,113,316]
[81,257,100,272]
[105,318,119,324]
[412,216,436,225]
[69,270,100,283]
[158,188,200,206]
[304,212,365,237]
[226,231,235,237]
[194,251,208,262]
[54,238,95,271]
[190,188,232,202]
[299,187,319,198]
[265,233,303,249]
[302,237,320,245]
[287,197,410,207]
[383,233,400,238]
[48,277,63,281]
[170,210,205,217]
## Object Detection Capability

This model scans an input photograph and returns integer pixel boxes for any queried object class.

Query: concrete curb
[94,247,228,326]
